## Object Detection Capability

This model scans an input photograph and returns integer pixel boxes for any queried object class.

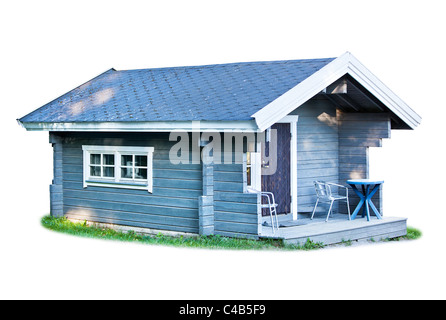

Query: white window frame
[82,145,154,193]
[87,153,116,181]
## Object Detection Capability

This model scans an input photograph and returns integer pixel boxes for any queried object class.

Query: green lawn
[41,215,421,250]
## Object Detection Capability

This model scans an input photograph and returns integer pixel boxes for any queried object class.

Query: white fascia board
[19,120,261,133]
[252,52,421,131]
[252,52,350,131]
[346,54,422,129]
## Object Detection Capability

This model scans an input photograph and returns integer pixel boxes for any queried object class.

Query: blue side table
[347,179,383,221]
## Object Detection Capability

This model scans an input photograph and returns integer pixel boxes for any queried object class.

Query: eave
[17,120,261,133]
[251,52,422,131]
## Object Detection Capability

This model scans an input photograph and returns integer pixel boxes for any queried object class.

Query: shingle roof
[19,58,335,123]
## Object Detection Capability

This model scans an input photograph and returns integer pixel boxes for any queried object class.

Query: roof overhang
[17,120,261,133]
[251,52,422,131]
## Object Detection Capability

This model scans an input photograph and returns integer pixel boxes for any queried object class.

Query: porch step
[260,216,407,246]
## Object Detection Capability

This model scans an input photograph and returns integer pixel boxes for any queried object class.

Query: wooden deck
[260,213,407,246]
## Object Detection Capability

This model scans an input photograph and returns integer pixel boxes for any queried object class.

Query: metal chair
[246,188,279,234]
[261,192,279,234]
[311,181,351,222]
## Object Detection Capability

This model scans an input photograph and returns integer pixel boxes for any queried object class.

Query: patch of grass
[386,226,422,242]
[405,227,422,240]
[41,216,421,250]
[41,215,322,251]
[287,238,325,250]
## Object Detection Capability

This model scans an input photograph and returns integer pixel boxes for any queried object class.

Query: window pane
[90,154,101,165]
[103,166,115,178]
[121,155,133,166]
[121,167,133,179]
[246,152,251,165]
[135,168,147,180]
[103,154,115,165]
[135,155,147,167]
[90,166,101,177]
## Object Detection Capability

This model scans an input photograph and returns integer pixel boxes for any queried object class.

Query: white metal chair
[246,188,279,234]
[311,181,351,222]
[260,192,279,234]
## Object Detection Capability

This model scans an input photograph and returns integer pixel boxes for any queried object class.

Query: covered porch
[253,74,411,245]
[259,213,407,246]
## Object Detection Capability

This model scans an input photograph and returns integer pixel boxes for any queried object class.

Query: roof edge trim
[18,120,261,133]
[18,68,116,123]
[252,52,421,131]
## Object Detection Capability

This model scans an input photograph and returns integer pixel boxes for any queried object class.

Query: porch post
[49,133,64,217]
[199,159,214,235]
[289,116,298,220]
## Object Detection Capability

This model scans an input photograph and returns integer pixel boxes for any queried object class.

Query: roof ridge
[115,57,336,72]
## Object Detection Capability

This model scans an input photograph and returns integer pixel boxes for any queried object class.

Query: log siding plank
[213,165,260,238]
[58,132,201,233]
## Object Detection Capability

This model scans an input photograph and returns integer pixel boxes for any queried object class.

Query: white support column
[290,117,298,220]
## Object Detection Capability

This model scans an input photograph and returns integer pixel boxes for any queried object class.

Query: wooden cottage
[18,52,421,245]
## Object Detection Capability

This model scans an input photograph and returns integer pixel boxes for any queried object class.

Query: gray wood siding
[199,163,214,235]
[291,99,339,213]
[337,112,391,215]
[59,132,202,233]
[290,99,390,217]
[48,108,391,238]
[213,164,261,238]
[49,133,64,217]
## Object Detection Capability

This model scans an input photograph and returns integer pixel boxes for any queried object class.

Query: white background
[1,0,445,300]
